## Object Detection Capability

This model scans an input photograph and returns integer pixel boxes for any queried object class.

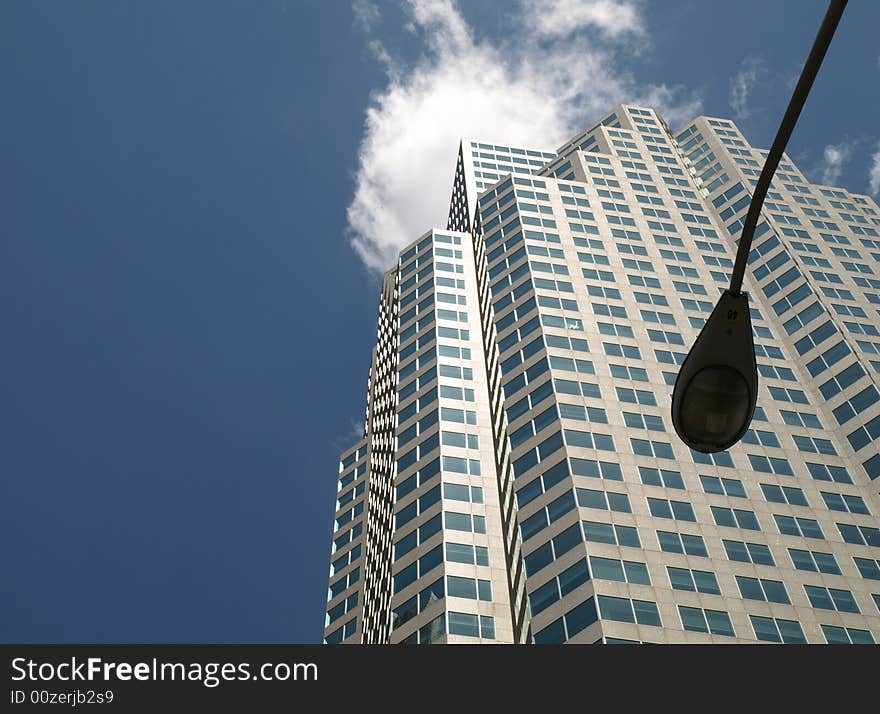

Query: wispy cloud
[330,418,366,454]
[347,0,702,274]
[352,0,381,32]
[819,141,854,185]
[728,55,763,120]
[869,144,880,196]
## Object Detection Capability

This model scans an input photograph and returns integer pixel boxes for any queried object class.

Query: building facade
[325,104,880,644]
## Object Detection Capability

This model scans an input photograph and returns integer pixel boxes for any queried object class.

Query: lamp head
[671,290,758,453]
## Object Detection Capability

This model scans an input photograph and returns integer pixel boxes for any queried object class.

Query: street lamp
[672,0,848,453]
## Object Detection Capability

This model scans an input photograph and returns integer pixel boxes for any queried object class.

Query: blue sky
[1,0,877,644]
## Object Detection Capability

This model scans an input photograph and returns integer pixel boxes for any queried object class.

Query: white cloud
[728,55,763,120]
[819,141,853,185]
[347,0,701,273]
[520,0,643,39]
[869,145,880,196]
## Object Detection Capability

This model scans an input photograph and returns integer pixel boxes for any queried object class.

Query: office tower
[325,104,880,645]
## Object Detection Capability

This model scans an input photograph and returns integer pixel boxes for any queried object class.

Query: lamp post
[671,0,848,453]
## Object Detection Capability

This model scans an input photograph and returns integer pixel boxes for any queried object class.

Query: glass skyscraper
[325,104,880,644]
